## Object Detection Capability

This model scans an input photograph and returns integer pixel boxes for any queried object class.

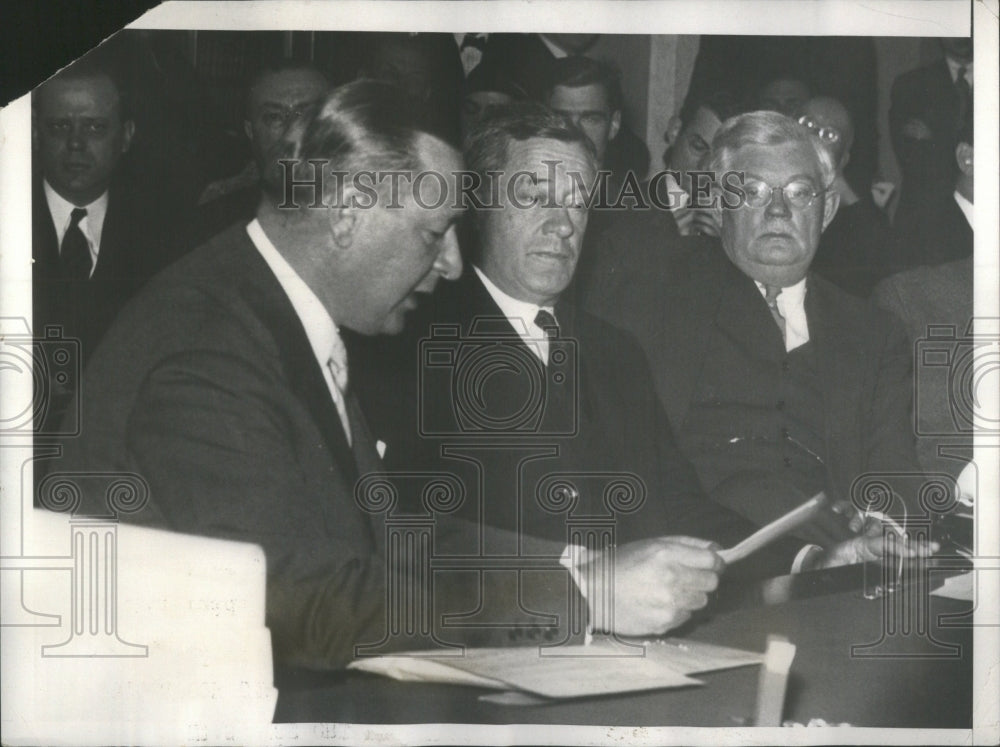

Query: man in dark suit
[32,56,179,363]
[54,83,748,671]
[192,58,329,246]
[583,111,927,549]
[356,104,909,599]
[892,113,973,271]
[798,96,893,297]
[890,37,972,239]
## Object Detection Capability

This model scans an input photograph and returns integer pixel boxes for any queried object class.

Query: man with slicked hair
[55,81,481,670]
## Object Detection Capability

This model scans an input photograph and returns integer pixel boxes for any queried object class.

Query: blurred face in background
[548,83,621,166]
[759,78,810,117]
[245,68,328,179]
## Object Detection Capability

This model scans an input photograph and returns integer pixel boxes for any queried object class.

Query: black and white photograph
[1,1,997,744]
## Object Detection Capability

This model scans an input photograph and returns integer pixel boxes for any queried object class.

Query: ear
[327,203,360,249]
[121,119,136,154]
[608,110,622,143]
[956,142,974,176]
[664,115,683,145]
[244,119,254,142]
[820,187,841,231]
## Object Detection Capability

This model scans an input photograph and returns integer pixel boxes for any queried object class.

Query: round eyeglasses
[741,179,828,210]
[798,115,841,144]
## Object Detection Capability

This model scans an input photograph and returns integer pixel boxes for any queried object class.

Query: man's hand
[581,537,723,636]
[818,518,939,569]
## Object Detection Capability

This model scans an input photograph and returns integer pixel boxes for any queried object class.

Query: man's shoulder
[810,272,907,342]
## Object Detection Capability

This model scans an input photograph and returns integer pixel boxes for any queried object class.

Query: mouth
[62,162,93,174]
[527,249,573,262]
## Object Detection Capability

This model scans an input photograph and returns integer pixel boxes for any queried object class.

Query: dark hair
[244,56,329,118]
[282,79,442,204]
[544,56,623,112]
[463,100,596,206]
[678,89,744,130]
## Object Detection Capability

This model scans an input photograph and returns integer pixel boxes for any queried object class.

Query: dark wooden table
[273,560,974,727]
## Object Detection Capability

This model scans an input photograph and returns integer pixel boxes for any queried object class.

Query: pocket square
[376,440,387,459]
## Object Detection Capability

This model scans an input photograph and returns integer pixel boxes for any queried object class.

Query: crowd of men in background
[31,31,972,671]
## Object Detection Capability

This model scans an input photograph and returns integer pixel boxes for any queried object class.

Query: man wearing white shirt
[586,111,927,549]
[31,56,187,444]
[890,37,973,235]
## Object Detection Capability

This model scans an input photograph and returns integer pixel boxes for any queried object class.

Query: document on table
[930,571,975,602]
[348,637,763,700]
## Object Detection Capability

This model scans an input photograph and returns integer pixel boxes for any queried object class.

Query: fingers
[658,536,724,571]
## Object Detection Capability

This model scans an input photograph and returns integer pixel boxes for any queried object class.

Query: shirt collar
[755,276,808,304]
[954,190,974,229]
[246,218,340,366]
[43,180,109,246]
[474,265,555,332]
[945,56,973,86]
[539,35,571,59]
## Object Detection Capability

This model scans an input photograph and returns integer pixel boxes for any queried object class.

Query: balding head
[798,96,854,171]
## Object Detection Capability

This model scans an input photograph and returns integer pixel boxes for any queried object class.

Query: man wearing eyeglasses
[193,58,329,244]
[797,96,893,298]
[585,111,924,547]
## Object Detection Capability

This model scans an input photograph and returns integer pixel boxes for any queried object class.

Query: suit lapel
[235,233,359,485]
[805,276,860,472]
[32,179,60,272]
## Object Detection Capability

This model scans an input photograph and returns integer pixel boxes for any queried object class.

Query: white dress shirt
[953,190,974,229]
[945,56,973,89]
[246,219,352,442]
[474,266,557,364]
[43,181,108,277]
[755,277,809,352]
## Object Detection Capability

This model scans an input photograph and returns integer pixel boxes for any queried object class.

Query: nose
[432,226,463,281]
[765,186,792,217]
[66,123,87,152]
[543,206,575,239]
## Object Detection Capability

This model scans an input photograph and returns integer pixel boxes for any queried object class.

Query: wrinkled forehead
[250,69,327,110]
[549,83,614,113]
[730,140,824,184]
[504,136,596,176]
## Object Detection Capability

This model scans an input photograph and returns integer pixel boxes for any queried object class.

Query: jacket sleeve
[123,347,583,670]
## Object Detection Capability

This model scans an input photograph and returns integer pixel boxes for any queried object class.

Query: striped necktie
[764,285,786,342]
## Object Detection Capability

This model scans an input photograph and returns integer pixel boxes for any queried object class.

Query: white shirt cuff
[559,543,595,644]
[792,544,825,573]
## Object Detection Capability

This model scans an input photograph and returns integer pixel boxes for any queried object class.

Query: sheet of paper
[348,637,762,699]
[930,571,975,602]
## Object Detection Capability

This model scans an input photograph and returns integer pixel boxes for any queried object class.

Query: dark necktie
[534,309,559,339]
[61,207,92,279]
[955,65,972,125]
[764,285,786,342]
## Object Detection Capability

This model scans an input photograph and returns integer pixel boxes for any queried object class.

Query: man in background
[798,95,893,297]
[193,58,328,243]
[585,112,925,548]
[890,37,973,241]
